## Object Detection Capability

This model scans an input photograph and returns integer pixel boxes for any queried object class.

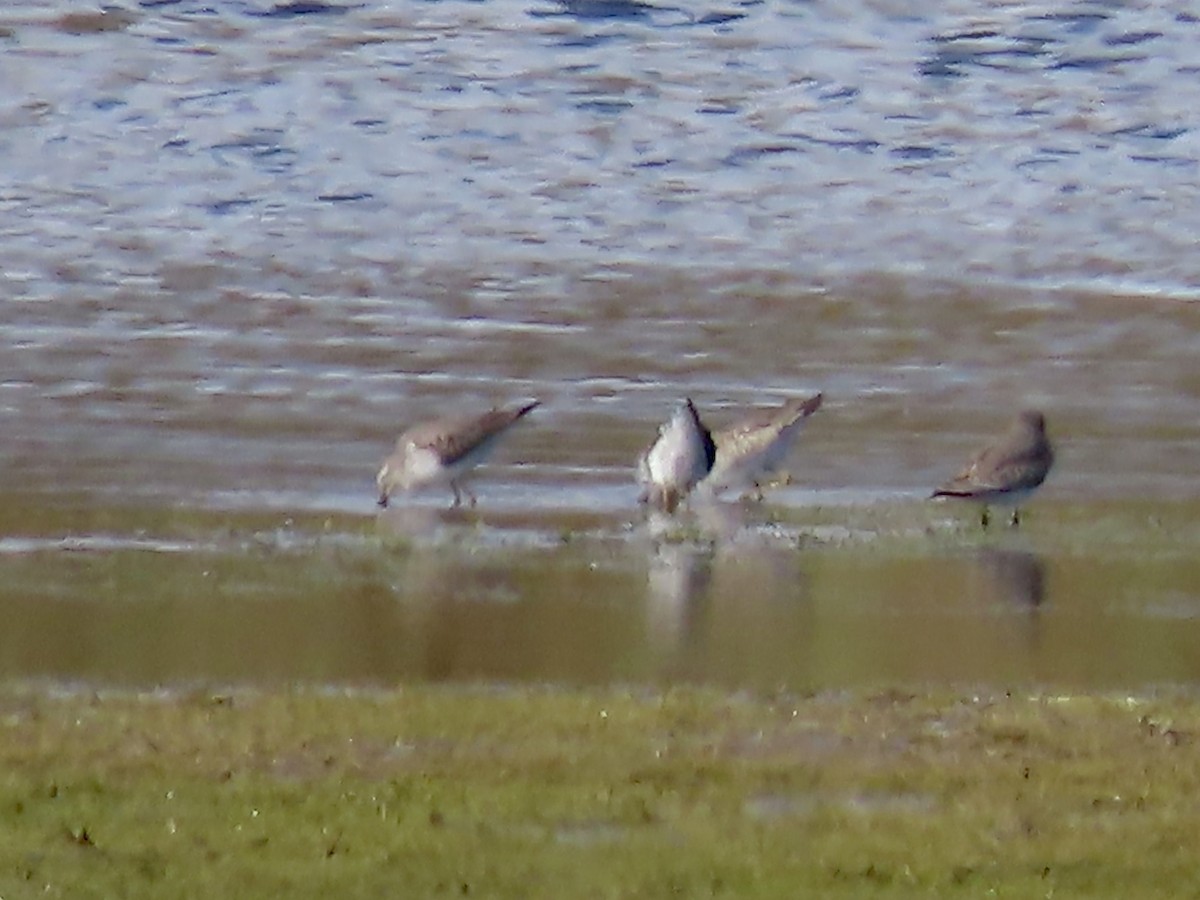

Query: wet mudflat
[0,0,1197,703]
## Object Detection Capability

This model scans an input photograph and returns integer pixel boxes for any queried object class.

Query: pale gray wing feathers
[410,401,540,466]
[722,393,822,439]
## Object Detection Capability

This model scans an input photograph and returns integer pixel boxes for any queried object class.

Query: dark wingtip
[931,487,972,500]
[775,392,823,427]
[790,392,823,419]
[701,425,717,473]
[377,494,389,509]
[516,399,542,418]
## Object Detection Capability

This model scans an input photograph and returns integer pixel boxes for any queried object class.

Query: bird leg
[1009,508,1021,528]
[980,507,991,529]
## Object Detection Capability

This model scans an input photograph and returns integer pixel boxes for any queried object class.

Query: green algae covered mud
[3,686,1200,898]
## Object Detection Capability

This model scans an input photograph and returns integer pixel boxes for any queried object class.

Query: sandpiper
[931,409,1054,528]
[636,398,717,514]
[376,400,540,508]
[699,392,823,499]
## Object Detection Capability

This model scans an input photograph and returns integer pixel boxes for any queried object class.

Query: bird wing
[719,393,822,441]
[404,402,539,466]
[937,440,1050,495]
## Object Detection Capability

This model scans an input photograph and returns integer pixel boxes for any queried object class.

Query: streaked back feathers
[933,409,1053,500]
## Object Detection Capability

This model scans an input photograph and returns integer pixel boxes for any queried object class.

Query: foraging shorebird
[636,398,717,514]
[931,409,1054,528]
[376,400,540,508]
[699,393,823,499]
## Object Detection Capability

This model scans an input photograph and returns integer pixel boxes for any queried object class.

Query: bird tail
[930,486,971,499]
[514,400,541,419]
[780,392,823,427]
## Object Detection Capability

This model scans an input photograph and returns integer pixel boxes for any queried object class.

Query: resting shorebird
[376,400,540,508]
[932,409,1054,528]
[636,398,716,514]
[698,393,823,499]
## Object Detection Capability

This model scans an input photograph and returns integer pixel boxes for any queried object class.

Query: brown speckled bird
[932,409,1054,528]
[377,400,540,508]
[698,393,823,499]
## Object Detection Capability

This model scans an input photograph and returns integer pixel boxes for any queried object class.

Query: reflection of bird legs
[450,481,478,508]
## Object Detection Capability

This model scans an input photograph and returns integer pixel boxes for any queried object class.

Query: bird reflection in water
[964,546,1048,671]
[645,539,716,656]
[971,547,1047,611]
[375,503,479,541]
[642,501,811,682]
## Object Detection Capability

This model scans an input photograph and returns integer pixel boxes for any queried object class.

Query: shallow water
[1,0,1199,690]
[2,496,1199,691]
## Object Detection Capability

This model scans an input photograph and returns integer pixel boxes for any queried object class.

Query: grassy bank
[2,685,1200,897]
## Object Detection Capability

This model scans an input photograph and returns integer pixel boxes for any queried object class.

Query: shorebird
[636,398,717,514]
[699,393,823,499]
[931,409,1054,528]
[376,400,540,508]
